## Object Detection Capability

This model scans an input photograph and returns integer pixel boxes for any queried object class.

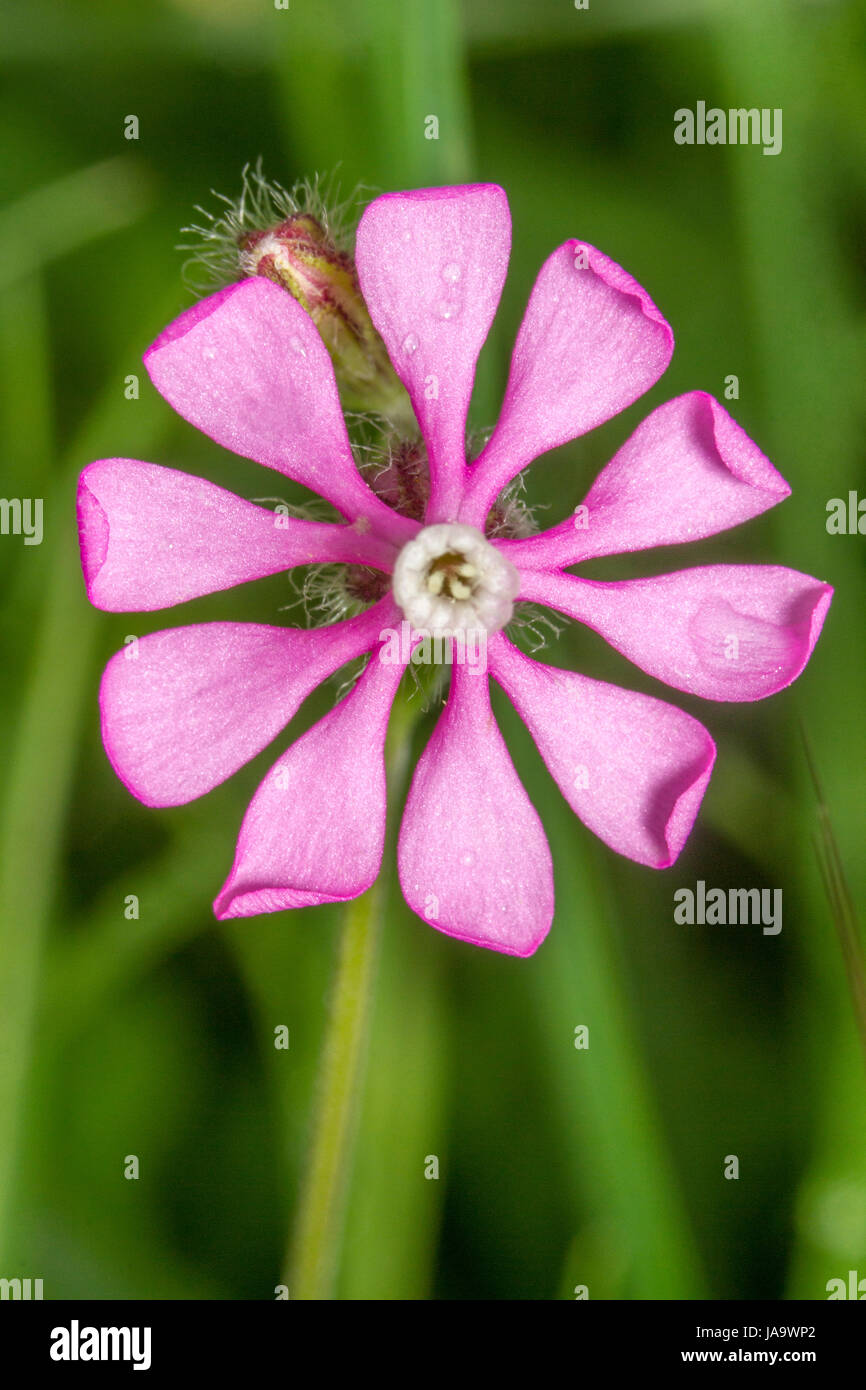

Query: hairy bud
[181,163,413,424]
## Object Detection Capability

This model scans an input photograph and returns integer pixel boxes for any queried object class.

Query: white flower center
[392,523,520,634]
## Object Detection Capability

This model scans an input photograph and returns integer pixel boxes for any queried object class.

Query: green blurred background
[1,0,865,1300]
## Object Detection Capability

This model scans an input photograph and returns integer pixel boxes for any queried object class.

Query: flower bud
[240,213,410,421]
[181,164,414,424]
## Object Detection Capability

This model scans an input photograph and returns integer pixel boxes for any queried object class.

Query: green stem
[286,692,415,1300]
[286,882,384,1300]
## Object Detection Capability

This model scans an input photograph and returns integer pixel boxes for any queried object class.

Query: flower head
[77,183,832,956]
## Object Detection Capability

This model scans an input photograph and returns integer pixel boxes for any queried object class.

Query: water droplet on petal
[437,299,459,321]
[402,332,419,354]
[202,346,216,361]
[442,261,461,284]
[289,334,307,358]
[462,851,475,867]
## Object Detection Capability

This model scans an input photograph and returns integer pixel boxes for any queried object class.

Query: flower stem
[286,882,383,1300]
[286,691,416,1300]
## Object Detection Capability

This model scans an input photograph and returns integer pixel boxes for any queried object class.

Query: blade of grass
[801,726,866,1075]
[273,0,471,190]
[41,817,226,1042]
[711,0,866,1299]
[0,281,176,1264]
[0,158,152,291]
[535,820,708,1298]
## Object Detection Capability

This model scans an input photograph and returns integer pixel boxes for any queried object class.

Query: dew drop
[437,299,459,321]
[202,346,216,361]
[442,261,461,284]
[289,334,307,358]
[402,331,419,354]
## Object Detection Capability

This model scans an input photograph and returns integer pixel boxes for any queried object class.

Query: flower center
[392,523,520,634]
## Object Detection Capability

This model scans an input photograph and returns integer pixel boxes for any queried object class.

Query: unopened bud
[181,164,413,425]
[241,213,410,420]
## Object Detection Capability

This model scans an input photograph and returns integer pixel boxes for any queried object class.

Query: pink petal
[100,601,395,807]
[214,643,407,919]
[355,185,511,521]
[518,566,833,702]
[144,279,416,545]
[490,635,715,868]
[78,459,398,612]
[397,664,553,957]
[460,241,674,527]
[496,393,791,570]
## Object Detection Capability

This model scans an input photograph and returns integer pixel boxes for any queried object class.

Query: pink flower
[76,184,832,957]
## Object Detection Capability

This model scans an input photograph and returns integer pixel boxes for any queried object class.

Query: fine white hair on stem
[280,564,361,628]
[178,158,366,291]
[485,470,546,540]
[508,602,566,654]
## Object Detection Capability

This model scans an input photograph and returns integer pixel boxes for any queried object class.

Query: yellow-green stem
[286,882,384,1300]
[286,692,416,1299]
